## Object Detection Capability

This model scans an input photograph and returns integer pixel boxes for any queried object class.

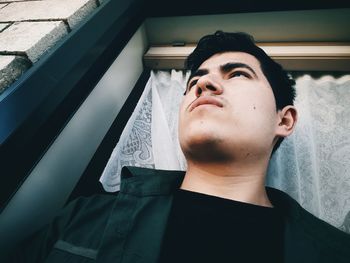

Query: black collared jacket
[8,166,350,262]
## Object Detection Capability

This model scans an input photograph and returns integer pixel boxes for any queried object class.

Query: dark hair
[185,31,296,154]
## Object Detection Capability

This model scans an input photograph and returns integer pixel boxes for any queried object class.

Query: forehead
[199,51,262,73]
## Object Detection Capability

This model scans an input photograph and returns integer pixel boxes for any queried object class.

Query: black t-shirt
[158,188,284,263]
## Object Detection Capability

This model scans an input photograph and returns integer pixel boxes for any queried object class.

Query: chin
[182,122,221,142]
[180,129,229,162]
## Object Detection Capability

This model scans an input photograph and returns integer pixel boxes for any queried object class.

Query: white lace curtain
[100,70,350,233]
[266,74,350,233]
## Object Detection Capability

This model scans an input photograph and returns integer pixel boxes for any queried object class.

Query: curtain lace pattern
[100,70,188,192]
[267,74,350,233]
[100,70,350,233]
[100,73,154,192]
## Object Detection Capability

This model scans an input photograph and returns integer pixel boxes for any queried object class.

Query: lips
[189,96,223,112]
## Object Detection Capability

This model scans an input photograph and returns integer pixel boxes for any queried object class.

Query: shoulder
[65,194,118,210]
[6,194,119,261]
[267,187,350,259]
[59,194,118,225]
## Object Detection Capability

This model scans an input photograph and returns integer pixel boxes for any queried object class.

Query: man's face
[179,51,280,162]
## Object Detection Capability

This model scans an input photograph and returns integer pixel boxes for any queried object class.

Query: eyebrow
[220,62,257,77]
[187,62,257,85]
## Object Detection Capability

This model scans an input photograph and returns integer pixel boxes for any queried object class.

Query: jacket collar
[120,166,301,219]
[120,166,185,196]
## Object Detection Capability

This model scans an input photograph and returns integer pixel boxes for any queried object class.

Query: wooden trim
[144,43,350,71]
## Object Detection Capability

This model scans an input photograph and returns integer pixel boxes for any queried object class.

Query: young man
[7,32,350,262]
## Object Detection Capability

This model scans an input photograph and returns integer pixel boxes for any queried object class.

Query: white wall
[0,23,148,251]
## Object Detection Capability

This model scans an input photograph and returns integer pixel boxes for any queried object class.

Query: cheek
[179,94,196,119]
[178,99,187,123]
[249,100,277,134]
[231,91,277,128]
[178,97,193,137]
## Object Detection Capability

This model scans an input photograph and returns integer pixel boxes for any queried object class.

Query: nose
[195,74,223,97]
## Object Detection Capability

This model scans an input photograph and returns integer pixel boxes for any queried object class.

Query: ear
[275,105,298,138]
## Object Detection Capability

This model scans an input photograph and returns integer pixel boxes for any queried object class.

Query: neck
[180,159,273,207]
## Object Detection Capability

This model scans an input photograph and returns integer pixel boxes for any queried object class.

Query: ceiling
[147,0,350,17]
[145,8,350,45]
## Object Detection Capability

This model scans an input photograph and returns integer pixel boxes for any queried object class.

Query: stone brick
[0,0,37,2]
[0,55,31,94]
[67,0,98,29]
[0,21,68,62]
[0,0,98,29]
[0,23,10,32]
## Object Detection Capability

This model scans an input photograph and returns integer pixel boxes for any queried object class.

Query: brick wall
[0,0,104,94]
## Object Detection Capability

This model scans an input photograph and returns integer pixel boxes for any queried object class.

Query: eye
[184,79,199,95]
[229,71,250,79]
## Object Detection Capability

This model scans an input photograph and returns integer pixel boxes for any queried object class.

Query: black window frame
[0,0,147,209]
